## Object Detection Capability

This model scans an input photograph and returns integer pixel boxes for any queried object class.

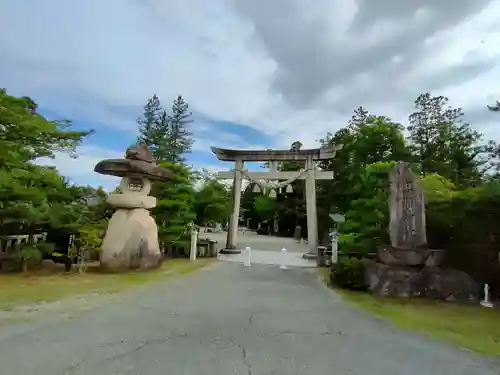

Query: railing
[0,233,47,253]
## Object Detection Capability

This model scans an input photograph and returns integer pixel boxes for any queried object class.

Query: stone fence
[163,238,218,258]
[0,233,47,253]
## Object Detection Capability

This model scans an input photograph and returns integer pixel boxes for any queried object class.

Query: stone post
[224,157,243,253]
[331,230,339,264]
[189,224,198,261]
[305,155,318,254]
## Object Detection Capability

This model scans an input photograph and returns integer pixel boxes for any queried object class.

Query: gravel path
[0,262,498,375]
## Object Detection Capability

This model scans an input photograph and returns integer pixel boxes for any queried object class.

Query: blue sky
[36,103,274,190]
[1,0,499,190]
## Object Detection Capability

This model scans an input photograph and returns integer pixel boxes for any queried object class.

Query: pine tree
[167,95,194,163]
[153,162,196,243]
[408,93,494,187]
[136,94,162,148]
[137,94,194,164]
[153,110,171,162]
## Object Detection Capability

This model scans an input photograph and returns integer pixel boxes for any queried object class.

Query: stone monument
[94,144,172,271]
[365,162,479,301]
[389,162,426,248]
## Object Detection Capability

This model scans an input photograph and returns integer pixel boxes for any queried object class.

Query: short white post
[244,246,252,267]
[190,228,198,261]
[481,284,493,308]
[331,231,339,264]
[280,248,287,270]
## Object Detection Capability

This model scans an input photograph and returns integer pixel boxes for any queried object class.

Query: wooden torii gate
[211,145,342,256]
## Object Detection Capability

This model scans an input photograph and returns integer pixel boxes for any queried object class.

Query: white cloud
[36,145,124,191]
[1,0,499,157]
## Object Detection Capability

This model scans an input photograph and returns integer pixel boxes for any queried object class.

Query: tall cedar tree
[137,94,194,163]
[166,95,194,163]
[408,93,496,187]
[136,94,162,149]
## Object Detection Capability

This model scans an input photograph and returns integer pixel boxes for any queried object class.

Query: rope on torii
[235,167,312,198]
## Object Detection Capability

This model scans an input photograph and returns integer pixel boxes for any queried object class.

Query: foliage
[136,94,194,163]
[136,94,162,147]
[71,223,104,273]
[338,161,395,257]
[15,244,43,272]
[194,174,231,226]
[253,195,279,222]
[166,95,194,163]
[0,89,92,234]
[0,89,92,165]
[154,162,196,243]
[330,257,367,290]
[408,93,497,187]
[420,173,455,201]
[425,182,500,291]
[318,108,409,237]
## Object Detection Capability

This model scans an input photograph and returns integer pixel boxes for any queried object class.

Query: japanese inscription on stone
[389,162,426,248]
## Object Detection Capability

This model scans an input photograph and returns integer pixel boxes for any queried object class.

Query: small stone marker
[329,213,344,265]
[481,284,493,308]
[330,231,339,264]
[280,248,288,270]
[244,246,252,267]
[189,224,198,261]
[389,162,426,248]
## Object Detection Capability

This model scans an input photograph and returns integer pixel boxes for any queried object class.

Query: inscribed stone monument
[389,162,426,248]
[365,161,479,301]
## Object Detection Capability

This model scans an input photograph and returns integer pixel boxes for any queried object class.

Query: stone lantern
[94,143,172,271]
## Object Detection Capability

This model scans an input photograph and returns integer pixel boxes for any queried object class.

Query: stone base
[219,248,242,255]
[481,300,494,308]
[377,245,444,266]
[365,261,480,302]
[100,207,162,272]
[302,251,317,260]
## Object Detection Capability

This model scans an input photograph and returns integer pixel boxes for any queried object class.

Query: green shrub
[15,244,43,272]
[337,162,394,257]
[330,257,367,290]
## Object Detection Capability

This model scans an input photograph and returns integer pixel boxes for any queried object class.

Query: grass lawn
[0,258,213,311]
[319,268,500,356]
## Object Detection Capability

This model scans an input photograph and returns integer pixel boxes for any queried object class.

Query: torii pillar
[304,155,318,256]
[224,157,243,254]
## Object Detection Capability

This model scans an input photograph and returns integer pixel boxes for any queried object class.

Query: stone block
[106,193,156,209]
[365,261,420,297]
[376,245,444,266]
[100,208,162,271]
[417,267,480,302]
[365,261,480,301]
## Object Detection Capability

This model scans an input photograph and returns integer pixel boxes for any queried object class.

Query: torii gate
[211,145,342,256]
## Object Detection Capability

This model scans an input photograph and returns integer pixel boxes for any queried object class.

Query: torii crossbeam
[211,145,342,257]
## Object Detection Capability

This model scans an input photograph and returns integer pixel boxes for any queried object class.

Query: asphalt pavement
[0,262,498,374]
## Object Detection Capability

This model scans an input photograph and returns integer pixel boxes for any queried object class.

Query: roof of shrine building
[210,145,343,162]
